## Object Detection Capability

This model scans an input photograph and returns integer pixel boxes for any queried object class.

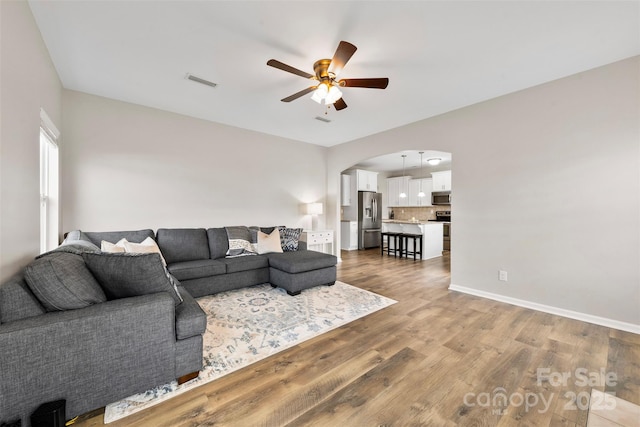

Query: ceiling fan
[266,41,389,111]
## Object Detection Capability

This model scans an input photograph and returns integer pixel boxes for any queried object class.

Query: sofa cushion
[218,255,269,274]
[24,252,107,312]
[167,259,226,281]
[83,252,182,306]
[83,229,155,247]
[156,228,210,264]
[174,286,206,340]
[0,274,46,323]
[206,228,229,260]
[267,250,338,274]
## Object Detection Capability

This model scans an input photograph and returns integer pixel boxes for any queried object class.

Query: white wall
[0,0,63,281]
[327,57,640,328]
[61,91,327,233]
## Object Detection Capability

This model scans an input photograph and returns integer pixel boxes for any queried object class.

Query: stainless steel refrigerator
[358,191,382,249]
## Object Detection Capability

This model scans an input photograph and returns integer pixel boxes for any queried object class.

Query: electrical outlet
[401,209,405,213]
[499,270,508,282]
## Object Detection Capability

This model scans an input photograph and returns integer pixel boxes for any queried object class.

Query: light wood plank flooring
[75,249,640,426]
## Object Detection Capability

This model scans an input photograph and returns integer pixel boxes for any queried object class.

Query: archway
[327,147,453,261]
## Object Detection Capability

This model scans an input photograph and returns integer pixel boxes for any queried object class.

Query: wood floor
[76,249,640,427]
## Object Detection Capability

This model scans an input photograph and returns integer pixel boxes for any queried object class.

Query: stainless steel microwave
[432,191,451,205]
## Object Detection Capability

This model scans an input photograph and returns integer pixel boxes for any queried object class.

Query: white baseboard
[449,283,640,335]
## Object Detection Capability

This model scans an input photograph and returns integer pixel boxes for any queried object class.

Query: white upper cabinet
[408,178,433,206]
[341,174,351,206]
[387,176,410,207]
[431,170,452,191]
[356,169,378,192]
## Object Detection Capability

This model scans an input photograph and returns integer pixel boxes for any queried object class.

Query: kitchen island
[382,220,444,260]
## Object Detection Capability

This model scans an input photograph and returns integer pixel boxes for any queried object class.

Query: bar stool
[399,224,423,260]
[381,223,403,257]
[381,231,402,257]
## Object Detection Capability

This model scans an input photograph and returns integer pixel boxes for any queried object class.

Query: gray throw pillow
[82,252,182,306]
[36,240,101,259]
[24,252,107,311]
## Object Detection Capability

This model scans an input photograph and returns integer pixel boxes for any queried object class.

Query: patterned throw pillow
[278,226,303,252]
[225,226,257,257]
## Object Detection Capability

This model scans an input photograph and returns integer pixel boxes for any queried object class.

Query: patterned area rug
[104,281,396,423]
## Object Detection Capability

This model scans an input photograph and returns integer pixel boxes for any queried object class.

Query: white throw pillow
[123,236,167,266]
[101,238,127,253]
[257,229,283,254]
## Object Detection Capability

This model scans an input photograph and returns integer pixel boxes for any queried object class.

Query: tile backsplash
[388,206,448,221]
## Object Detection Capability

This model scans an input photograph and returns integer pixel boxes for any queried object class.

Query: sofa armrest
[0,293,177,424]
[175,286,206,340]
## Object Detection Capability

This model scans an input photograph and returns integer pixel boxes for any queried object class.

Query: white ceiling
[29,1,639,150]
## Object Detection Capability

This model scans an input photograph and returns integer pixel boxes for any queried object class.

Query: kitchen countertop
[341,220,449,224]
[382,219,442,225]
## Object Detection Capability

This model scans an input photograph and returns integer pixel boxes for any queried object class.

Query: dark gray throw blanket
[225,226,257,257]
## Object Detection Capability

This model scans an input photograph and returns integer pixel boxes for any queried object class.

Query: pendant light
[399,155,407,198]
[417,152,425,198]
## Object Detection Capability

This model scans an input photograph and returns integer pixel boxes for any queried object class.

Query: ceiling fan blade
[339,78,389,89]
[333,97,348,111]
[267,59,314,79]
[328,41,357,76]
[281,86,317,102]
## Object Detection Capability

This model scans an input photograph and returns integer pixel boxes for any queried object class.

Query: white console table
[301,230,334,255]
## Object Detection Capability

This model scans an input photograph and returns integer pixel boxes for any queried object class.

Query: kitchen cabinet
[387,176,410,207]
[356,169,378,192]
[340,221,358,251]
[341,174,351,206]
[431,170,452,191]
[408,178,433,207]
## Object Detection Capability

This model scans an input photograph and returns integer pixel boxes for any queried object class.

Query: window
[40,109,60,253]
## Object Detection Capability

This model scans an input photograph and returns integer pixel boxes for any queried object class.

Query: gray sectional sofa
[152,227,337,297]
[0,226,337,426]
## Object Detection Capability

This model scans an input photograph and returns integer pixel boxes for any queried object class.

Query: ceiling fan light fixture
[310,83,328,104]
[311,83,342,105]
[325,85,343,104]
[268,41,389,111]
[427,158,441,166]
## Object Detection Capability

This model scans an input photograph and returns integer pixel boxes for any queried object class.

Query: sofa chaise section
[267,250,337,295]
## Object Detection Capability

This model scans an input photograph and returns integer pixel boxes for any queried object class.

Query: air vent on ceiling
[185,73,217,88]
[315,116,331,123]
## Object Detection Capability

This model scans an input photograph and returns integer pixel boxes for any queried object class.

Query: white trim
[40,108,60,141]
[449,283,640,335]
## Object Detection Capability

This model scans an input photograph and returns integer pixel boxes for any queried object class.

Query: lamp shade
[303,202,323,215]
